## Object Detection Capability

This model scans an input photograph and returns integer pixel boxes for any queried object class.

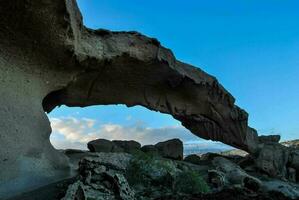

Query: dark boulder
[184,154,202,165]
[155,139,183,160]
[87,139,123,153]
[254,143,289,178]
[258,135,281,144]
[200,153,223,161]
[141,145,159,155]
[112,140,141,153]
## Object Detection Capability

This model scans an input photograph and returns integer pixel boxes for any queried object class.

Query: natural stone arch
[0,0,260,198]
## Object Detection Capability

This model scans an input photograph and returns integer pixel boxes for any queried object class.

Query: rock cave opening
[46,104,233,155]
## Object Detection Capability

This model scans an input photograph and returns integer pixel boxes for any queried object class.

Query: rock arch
[0,0,259,198]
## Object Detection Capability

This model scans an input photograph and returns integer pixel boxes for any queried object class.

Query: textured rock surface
[155,139,184,160]
[212,157,262,189]
[0,0,261,198]
[254,143,290,178]
[88,139,141,153]
[61,151,212,199]
[88,139,122,153]
[258,135,281,144]
[261,180,299,199]
[252,143,299,182]
[112,140,141,153]
[63,154,136,200]
[79,153,133,172]
[184,154,202,165]
[141,145,160,155]
[7,150,299,200]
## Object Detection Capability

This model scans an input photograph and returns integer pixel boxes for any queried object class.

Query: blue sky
[49,0,299,150]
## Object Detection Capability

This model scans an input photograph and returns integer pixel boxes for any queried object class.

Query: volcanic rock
[155,139,183,160]
[112,140,141,153]
[254,143,289,178]
[184,154,202,165]
[212,157,262,190]
[79,153,133,172]
[140,145,160,155]
[258,135,281,144]
[88,139,123,153]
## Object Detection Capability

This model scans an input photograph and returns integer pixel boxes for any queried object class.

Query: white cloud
[49,117,230,152]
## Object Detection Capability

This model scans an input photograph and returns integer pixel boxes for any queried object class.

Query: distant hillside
[183,139,299,157]
[220,149,248,157]
[183,142,232,156]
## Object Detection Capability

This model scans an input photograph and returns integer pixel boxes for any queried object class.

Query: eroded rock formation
[0,0,263,198]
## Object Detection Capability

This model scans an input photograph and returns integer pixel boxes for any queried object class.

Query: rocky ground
[8,138,299,200]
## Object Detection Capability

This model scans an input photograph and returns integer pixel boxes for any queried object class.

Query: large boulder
[87,139,123,153]
[63,153,136,200]
[200,153,223,161]
[155,139,183,160]
[258,135,281,144]
[254,143,290,178]
[141,145,160,155]
[251,142,299,182]
[112,140,141,153]
[212,157,262,190]
[184,154,202,165]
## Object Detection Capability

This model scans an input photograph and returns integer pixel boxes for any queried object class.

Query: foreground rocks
[69,138,299,200]
[59,151,210,200]
[60,149,299,200]
[53,138,299,199]
[252,140,299,183]
[8,142,299,200]
[63,153,135,200]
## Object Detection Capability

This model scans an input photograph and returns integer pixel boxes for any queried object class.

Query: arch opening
[47,105,233,155]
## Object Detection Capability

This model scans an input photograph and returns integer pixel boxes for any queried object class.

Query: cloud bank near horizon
[49,117,231,151]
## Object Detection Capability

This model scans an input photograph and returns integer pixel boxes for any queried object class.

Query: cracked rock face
[0,0,259,198]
